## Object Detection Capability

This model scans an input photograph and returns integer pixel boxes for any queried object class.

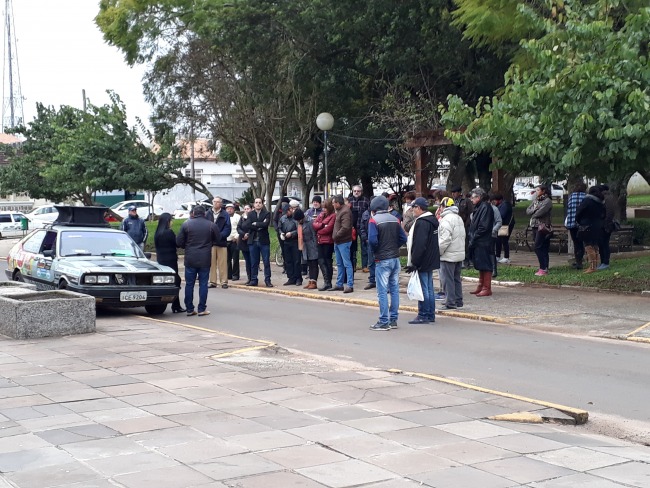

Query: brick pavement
[1,315,649,487]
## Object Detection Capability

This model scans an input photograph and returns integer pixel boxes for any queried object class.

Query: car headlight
[84,275,110,284]
[153,275,175,284]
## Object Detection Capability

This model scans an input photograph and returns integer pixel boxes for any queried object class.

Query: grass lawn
[461,255,650,293]
[628,194,650,207]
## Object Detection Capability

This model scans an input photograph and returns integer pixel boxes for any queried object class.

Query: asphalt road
[2,258,649,429]
[158,288,650,425]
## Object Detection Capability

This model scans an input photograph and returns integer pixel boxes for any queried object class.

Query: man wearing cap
[280,201,303,286]
[206,197,231,289]
[437,197,466,310]
[368,195,408,330]
[405,197,440,323]
[225,203,241,281]
[121,205,148,250]
[451,186,473,267]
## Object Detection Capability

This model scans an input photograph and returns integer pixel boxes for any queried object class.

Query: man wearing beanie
[368,195,408,330]
[306,195,323,219]
[406,197,440,323]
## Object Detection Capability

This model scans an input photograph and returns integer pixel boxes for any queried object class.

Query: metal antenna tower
[2,0,23,132]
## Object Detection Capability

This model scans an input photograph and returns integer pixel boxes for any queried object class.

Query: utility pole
[2,0,23,132]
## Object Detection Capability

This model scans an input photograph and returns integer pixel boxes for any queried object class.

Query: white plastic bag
[407,271,424,301]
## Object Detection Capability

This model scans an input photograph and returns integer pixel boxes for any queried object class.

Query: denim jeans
[417,270,435,321]
[375,258,400,325]
[249,241,271,284]
[334,241,354,287]
[184,266,210,313]
[242,249,252,281]
[366,241,375,284]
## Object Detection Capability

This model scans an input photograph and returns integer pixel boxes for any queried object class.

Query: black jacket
[154,228,178,267]
[206,208,231,247]
[410,214,440,272]
[576,194,604,244]
[242,208,271,245]
[176,216,219,269]
[279,214,299,241]
[468,200,494,249]
[368,210,408,261]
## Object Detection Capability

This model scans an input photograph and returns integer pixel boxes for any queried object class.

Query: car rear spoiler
[53,206,110,227]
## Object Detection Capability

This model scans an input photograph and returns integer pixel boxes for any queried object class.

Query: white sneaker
[498,257,510,264]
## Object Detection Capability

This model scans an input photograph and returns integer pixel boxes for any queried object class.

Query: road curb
[229,284,510,324]
[386,369,589,425]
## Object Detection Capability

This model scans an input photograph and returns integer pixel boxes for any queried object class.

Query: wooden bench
[514,226,569,255]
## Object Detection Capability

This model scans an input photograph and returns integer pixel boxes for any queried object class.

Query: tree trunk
[608,173,633,222]
[475,153,492,193]
[445,146,464,192]
[361,175,373,199]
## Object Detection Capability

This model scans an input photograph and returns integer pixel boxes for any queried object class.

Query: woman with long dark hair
[576,186,605,273]
[526,185,553,276]
[154,212,184,313]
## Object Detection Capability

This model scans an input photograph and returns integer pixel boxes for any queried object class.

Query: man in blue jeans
[368,195,407,331]
[176,205,219,316]
[331,195,354,293]
[405,197,440,324]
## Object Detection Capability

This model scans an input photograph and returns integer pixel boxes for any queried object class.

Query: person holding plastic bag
[404,197,440,324]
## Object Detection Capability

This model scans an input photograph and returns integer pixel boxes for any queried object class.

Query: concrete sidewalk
[2,314,650,488]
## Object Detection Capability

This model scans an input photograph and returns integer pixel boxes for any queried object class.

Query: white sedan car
[515,183,565,202]
[110,200,164,221]
[25,205,59,229]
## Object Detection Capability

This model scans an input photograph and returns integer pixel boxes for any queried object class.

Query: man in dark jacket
[279,204,302,286]
[332,195,354,293]
[206,197,231,289]
[359,205,375,290]
[241,197,273,287]
[176,205,219,316]
[468,188,495,297]
[451,186,473,267]
[349,186,370,272]
[120,205,148,250]
[406,197,440,324]
[598,184,616,270]
[368,195,408,331]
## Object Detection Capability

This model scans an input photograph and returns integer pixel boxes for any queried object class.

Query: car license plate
[120,291,147,302]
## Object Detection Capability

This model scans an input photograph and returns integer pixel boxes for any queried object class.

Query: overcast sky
[8,0,150,128]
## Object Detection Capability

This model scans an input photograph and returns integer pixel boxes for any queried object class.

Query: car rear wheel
[145,304,167,315]
[12,270,24,282]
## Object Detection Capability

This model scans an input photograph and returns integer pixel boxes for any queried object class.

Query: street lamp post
[316,112,334,200]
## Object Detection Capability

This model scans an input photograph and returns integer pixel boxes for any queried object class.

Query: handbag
[407,271,424,301]
[537,223,553,237]
[576,224,590,239]
[498,214,513,237]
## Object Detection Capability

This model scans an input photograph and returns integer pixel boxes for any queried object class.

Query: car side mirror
[43,250,55,258]
[144,252,152,259]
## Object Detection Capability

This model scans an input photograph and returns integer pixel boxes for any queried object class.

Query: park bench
[514,226,569,255]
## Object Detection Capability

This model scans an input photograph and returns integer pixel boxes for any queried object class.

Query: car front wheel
[145,304,168,315]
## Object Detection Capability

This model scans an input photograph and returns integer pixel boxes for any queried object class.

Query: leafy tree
[2,95,183,205]
[442,4,650,214]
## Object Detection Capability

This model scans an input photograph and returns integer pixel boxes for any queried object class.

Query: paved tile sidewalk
[1,316,649,487]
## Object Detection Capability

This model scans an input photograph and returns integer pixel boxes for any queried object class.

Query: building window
[184,169,203,181]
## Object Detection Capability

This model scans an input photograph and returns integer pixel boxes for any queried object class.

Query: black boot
[492,254,498,279]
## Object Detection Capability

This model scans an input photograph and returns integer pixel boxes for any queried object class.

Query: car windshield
[60,231,143,258]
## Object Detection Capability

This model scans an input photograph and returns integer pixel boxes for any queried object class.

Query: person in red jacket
[312,198,336,290]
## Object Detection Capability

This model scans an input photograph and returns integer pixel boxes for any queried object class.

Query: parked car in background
[173,200,212,220]
[0,211,28,238]
[25,205,59,229]
[5,206,179,315]
[109,200,164,221]
[271,196,301,212]
[515,183,565,202]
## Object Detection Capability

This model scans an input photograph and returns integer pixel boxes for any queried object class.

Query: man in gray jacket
[176,206,219,317]
[437,197,466,310]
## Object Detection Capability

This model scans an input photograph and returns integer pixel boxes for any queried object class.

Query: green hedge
[628,218,650,245]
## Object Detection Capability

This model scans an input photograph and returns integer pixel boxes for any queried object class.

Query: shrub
[628,218,650,245]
